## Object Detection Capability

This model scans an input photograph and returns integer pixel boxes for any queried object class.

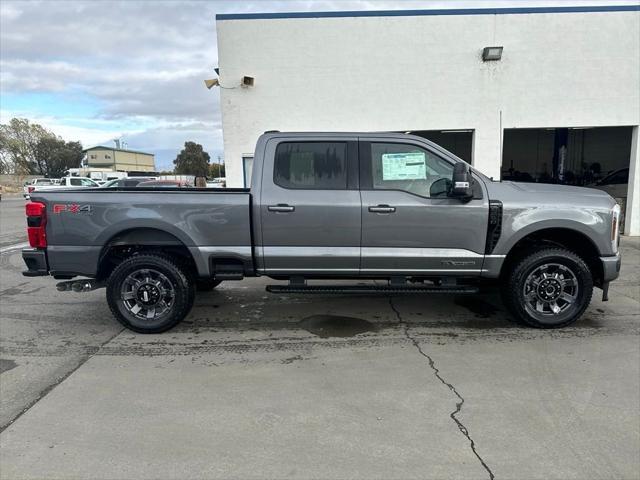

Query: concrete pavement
[1,196,639,479]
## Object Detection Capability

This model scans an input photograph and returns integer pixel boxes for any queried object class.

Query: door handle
[368,205,396,214]
[268,204,295,213]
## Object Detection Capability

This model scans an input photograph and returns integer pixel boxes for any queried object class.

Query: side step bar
[266,285,479,294]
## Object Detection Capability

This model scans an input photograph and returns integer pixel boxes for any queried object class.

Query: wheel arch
[96,227,197,281]
[500,227,604,287]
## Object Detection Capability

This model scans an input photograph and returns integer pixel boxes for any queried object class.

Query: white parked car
[206,177,226,188]
[25,177,100,199]
[23,178,56,198]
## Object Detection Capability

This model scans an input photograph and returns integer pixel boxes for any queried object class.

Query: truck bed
[30,188,252,278]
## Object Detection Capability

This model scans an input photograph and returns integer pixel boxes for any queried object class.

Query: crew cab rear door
[359,138,489,275]
[259,136,360,274]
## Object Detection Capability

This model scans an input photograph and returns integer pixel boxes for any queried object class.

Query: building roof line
[216,5,639,21]
[84,145,154,156]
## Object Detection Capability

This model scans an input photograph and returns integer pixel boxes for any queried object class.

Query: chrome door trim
[263,246,360,257]
[361,247,483,258]
[263,268,360,272]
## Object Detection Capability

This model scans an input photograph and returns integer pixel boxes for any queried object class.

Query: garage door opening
[501,126,632,228]
[400,130,473,163]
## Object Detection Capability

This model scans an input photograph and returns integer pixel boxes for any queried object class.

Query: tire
[106,253,195,333]
[502,247,593,328]
[196,279,222,291]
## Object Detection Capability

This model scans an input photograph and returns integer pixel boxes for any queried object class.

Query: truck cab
[251,133,490,277]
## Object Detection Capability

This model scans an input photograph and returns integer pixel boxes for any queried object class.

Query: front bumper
[601,253,621,283]
[22,248,49,277]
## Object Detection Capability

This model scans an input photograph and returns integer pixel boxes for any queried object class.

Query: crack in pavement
[389,297,495,480]
[0,326,125,433]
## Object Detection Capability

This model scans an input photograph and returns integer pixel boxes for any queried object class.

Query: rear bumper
[22,248,49,277]
[601,253,621,283]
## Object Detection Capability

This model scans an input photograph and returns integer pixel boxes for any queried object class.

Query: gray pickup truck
[22,132,621,333]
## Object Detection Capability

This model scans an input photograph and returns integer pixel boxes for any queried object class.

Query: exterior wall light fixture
[204,74,254,89]
[482,46,503,61]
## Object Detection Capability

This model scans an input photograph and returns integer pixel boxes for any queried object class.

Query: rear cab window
[274,142,347,190]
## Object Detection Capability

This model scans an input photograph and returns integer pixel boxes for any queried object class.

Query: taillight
[28,186,36,193]
[25,201,47,248]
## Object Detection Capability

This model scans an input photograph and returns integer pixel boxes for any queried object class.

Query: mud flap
[602,282,609,302]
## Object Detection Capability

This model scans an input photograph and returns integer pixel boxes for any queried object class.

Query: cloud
[3,0,637,168]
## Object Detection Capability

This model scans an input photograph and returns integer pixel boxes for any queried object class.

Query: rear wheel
[502,248,593,328]
[106,253,195,333]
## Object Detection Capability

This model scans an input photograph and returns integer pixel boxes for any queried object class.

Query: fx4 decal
[53,204,93,215]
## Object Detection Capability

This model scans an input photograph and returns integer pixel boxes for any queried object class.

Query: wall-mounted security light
[204,73,254,89]
[482,46,503,61]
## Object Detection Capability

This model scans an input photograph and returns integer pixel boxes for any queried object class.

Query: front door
[260,137,361,274]
[359,139,489,275]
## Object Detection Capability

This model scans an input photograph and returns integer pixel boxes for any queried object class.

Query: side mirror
[448,162,474,200]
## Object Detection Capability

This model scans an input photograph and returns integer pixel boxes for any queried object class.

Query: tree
[209,162,225,178]
[0,118,55,174]
[173,141,210,176]
[34,137,84,178]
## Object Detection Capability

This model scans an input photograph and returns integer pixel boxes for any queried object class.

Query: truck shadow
[188,288,608,339]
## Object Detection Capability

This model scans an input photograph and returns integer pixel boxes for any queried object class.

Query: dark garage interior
[501,126,631,187]
[404,130,473,163]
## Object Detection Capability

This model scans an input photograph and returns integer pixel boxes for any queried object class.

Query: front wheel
[106,253,195,333]
[502,248,593,328]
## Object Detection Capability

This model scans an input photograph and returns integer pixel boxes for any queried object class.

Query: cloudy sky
[1,0,635,170]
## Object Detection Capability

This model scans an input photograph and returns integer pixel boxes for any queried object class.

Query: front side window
[274,142,347,189]
[370,143,454,198]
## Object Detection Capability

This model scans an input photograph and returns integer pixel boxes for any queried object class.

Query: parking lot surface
[1,195,639,479]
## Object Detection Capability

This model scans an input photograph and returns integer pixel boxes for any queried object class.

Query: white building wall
[216,7,640,231]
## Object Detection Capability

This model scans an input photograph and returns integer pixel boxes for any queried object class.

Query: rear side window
[274,142,347,189]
